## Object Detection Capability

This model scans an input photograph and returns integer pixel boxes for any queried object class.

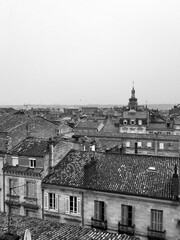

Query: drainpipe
[42,188,44,219]
[81,191,84,227]
[3,155,5,213]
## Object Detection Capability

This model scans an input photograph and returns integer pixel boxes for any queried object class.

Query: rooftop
[0,213,139,240]
[42,150,180,200]
[9,137,49,157]
[75,121,103,130]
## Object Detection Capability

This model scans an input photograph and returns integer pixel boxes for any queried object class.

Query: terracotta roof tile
[9,137,48,157]
[0,213,139,240]
[43,151,179,200]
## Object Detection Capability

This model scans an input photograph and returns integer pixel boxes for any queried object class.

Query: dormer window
[131,119,135,125]
[138,120,142,125]
[12,156,18,166]
[29,158,36,168]
[123,120,128,125]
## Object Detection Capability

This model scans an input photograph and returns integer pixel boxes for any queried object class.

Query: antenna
[24,229,31,240]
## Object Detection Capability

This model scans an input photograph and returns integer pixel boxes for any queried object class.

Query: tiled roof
[9,137,49,157]
[96,139,122,152]
[0,213,139,240]
[74,131,180,141]
[75,121,102,129]
[0,115,29,132]
[147,123,173,131]
[122,111,147,119]
[43,151,179,200]
[3,165,43,177]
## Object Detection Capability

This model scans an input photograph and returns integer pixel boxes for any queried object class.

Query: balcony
[91,217,107,231]
[22,197,38,210]
[6,194,20,206]
[118,222,135,235]
[147,227,166,240]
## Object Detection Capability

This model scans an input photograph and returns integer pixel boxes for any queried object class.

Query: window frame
[44,192,58,212]
[126,141,130,148]
[29,158,36,168]
[121,204,134,227]
[94,200,105,222]
[151,209,163,231]
[12,156,18,166]
[147,142,152,148]
[137,141,142,147]
[159,142,164,150]
[25,180,36,199]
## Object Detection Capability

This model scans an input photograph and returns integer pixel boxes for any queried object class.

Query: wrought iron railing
[118,222,135,235]
[91,217,107,230]
[147,227,166,240]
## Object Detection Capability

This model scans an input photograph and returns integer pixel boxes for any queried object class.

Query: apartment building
[42,150,180,240]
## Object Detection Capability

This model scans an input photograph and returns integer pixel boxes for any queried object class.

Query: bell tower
[128,83,138,111]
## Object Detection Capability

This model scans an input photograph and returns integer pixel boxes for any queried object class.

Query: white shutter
[55,194,58,212]
[44,192,48,210]
[65,196,70,214]
[77,197,81,216]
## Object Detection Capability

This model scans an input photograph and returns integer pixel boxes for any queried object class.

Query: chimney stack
[49,137,55,170]
[172,164,179,201]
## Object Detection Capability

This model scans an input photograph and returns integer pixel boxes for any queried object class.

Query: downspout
[42,188,44,219]
[81,191,84,227]
[3,155,5,213]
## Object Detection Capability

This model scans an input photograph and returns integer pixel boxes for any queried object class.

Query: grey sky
[0,0,180,105]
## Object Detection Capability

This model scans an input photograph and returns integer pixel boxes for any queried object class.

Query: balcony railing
[147,227,166,240]
[118,222,135,235]
[91,217,107,231]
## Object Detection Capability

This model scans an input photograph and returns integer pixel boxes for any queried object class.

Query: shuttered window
[151,209,163,231]
[44,192,58,212]
[25,181,36,198]
[121,205,134,226]
[94,201,105,221]
[65,196,81,216]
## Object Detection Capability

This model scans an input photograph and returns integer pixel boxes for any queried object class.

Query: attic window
[148,166,156,172]
[29,158,36,168]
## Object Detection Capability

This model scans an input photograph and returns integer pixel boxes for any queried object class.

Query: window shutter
[24,182,27,198]
[77,197,81,216]
[132,206,135,226]
[44,192,48,210]
[65,196,70,214]
[55,194,58,212]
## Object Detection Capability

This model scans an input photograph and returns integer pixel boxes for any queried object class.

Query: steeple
[128,83,138,111]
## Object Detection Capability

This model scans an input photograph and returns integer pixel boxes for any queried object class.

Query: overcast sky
[0,0,180,105]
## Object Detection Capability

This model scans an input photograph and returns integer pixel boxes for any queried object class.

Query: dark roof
[122,111,147,119]
[75,121,102,129]
[3,165,43,177]
[0,115,29,132]
[43,150,179,200]
[74,131,180,141]
[9,137,49,157]
[0,213,139,240]
[147,123,173,131]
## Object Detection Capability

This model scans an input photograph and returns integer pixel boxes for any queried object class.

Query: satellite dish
[24,229,31,240]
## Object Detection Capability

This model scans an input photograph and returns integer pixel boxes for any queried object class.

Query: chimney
[48,137,55,170]
[84,156,97,186]
[172,164,179,201]
[135,142,138,154]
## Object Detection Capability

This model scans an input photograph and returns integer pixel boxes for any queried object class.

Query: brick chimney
[84,156,97,186]
[172,164,179,201]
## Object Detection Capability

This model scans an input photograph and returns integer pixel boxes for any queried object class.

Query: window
[147,142,152,148]
[126,142,130,148]
[131,119,135,125]
[151,209,163,231]
[29,158,36,168]
[159,143,164,149]
[65,196,81,216]
[9,179,19,196]
[123,120,128,125]
[25,181,36,199]
[44,192,58,212]
[94,201,105,221]
[12,157,18,166]
[137,142,142,147]
[122,205,134,226]
[138,120,142,125]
